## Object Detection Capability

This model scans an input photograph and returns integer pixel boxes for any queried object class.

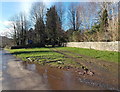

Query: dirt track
[52,48,119,91]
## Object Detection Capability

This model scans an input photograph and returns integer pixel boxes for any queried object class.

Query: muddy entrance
[2,50,119,90]
[21,61,108,90]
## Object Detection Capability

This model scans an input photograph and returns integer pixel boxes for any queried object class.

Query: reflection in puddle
[21,61,101,90]
[2,66,6,69]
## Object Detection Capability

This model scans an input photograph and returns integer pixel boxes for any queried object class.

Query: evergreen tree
[100,9,108,41]
[46,6,62,47]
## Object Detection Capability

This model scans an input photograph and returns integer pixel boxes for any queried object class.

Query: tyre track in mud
[51,48,119,91]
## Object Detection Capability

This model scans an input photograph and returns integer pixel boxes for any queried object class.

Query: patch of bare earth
[51,48,119,91]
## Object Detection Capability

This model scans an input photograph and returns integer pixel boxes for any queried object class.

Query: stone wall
[65,42,119,52]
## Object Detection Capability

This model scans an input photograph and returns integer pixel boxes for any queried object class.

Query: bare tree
[10,13,30,46]
[30,2,46,25]
[97,2,119,41]
[68,3,82,31]
[55,2,65,29]
[10,15,20,45]
[107,2,119,41]
[30,2,46,44]
[78,2,98,30]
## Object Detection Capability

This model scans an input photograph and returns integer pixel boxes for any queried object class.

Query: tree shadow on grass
[11,50,53,55]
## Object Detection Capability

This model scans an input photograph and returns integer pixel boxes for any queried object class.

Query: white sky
[0,0,119,2]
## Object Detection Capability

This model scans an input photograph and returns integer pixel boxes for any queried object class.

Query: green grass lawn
[54,47,119,62]
[8,48,64,63]
[7,47,119,69]
[8,47,83,68]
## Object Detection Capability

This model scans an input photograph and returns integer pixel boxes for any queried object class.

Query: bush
[11,46,28,49]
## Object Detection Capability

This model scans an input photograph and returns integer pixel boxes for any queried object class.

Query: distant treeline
[0,36,14,48]
[9,2,119,47]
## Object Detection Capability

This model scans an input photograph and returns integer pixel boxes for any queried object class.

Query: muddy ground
[51,48,119,90]
[1,49,119,91]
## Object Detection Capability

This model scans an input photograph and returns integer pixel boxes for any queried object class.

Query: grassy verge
[7,47,118,70]
[8,48,63,63]
[7,48,83,69]
[54,47,119,62]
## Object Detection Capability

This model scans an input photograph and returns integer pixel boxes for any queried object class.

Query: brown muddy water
[21,61,120,91]
[1,50,119,91]
[21,61,100,90]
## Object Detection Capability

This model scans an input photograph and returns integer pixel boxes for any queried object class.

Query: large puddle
[21,61,102,90]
